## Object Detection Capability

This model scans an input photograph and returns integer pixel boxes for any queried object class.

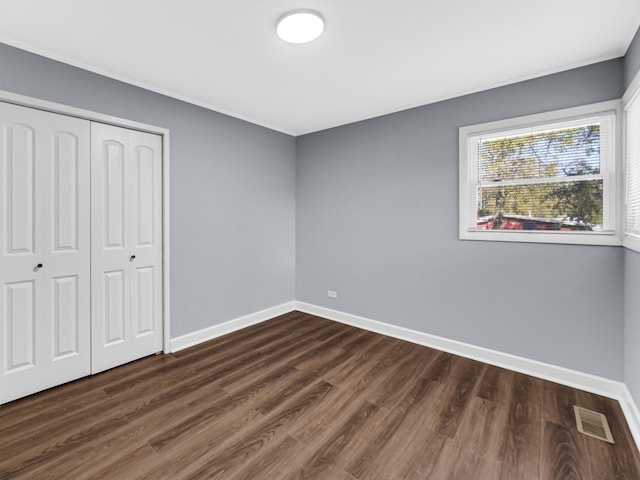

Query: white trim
[619,386,640,452]
[0,89,168,134]
[170,302,297,352]
[460,101,621,139]
[623,67,640,105]
[623,69,640,254]
[0,88,173,355]
[459,228,621,246]
[459,100,623,246]
[0,36,296,136]
[162,134,171,354]
[624,235,640,253]
[621,69,640,446]
[295,301,640,450]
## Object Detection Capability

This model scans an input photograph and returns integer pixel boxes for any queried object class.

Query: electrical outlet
[327,290,338,299]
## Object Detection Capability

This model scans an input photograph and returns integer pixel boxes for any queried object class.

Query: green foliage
[549,177,603,225]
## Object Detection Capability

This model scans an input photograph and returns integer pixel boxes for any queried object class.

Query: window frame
[623,73,640,254]
[459,100,622,246]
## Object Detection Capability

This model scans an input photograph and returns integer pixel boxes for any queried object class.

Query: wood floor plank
[322,335,396,388]
[542,381,579,428]
[0,387,109,448]
[366,343,438,409]
[288,343,349,374]
[306,318,354,342]
[284,465,358,480]
[215,336,320,391]
[321,335,390,385]
[147,364,298,452]
[29,378,229,480]
[0,312,638,480]
[282,400,383,480]
[286,351,418,446]
[499,462,541,480]
[476,364,515,406]
[146,373,327,478]
[227,434,307,480]
[345,374,445,479]
[0,384,137,467]
[315,323,367,346]
[91,444,162,480]
[0,407,130,480]
[142,409,264,480]
[542,421,592,480]
[338,330,379,352]
[498,373,544,478]
[391,428,452,480]
[423,356,483,439]
[421,347,455,383]
[428,396,506,479]
[178,380,335,480]
[254,368,319,415]
[0,351,175,429]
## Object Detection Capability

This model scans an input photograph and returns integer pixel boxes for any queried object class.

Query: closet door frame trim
[0,89,171,354]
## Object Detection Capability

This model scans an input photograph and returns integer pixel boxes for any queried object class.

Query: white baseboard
[619,386,640,451]
[295,301,640,450]
[168,299,640,451]
[170,301,296,352]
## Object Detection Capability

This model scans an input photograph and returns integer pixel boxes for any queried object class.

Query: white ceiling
[0,1,639,135]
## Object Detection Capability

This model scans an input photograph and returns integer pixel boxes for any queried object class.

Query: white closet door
[91,123,163,374]
[0,102,91,404]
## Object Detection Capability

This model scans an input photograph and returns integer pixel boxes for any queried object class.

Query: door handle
[34,263,43,272]
[130,255,136,261]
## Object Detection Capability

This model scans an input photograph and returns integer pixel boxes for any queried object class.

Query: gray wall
[624,27,640,408]
[0,42,296,338]
[296,59,626,379]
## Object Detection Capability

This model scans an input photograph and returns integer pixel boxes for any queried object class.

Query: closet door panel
[0,102,90,405]
[53,132,80,252]
[91,123,162,374]
[91,125,131,371]
[4,280,36,372]
[44,121,91,379]
[105,141,126,249]
[104,269,126,345]
[135,146,156,246]
[5,124,35,255]
[129,130,163,354]
[52,274,80,359]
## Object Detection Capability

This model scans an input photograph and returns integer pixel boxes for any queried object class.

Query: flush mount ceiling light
[277,9,325,44]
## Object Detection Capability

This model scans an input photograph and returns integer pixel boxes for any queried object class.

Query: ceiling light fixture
[277,9,325,44]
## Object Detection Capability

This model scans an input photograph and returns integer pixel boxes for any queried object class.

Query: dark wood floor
[1,311,639,480]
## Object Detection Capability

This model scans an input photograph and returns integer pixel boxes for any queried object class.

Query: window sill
[460,228,621,246]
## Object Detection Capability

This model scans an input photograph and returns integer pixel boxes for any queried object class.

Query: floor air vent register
[574,406,615,444]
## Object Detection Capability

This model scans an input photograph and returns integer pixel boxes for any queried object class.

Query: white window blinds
[476,123,605,230]
[626,92,640,239]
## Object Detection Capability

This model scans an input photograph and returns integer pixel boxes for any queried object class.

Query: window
[624,84,640,253]
[459,101,621,245]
